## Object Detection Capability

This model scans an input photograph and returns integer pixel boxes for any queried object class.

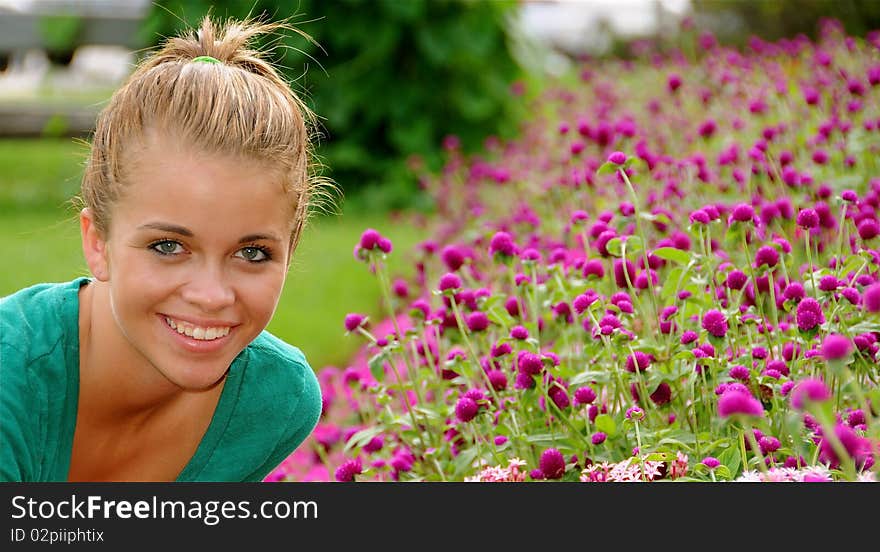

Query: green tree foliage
[690,0,880,46]
[142,0,525,210]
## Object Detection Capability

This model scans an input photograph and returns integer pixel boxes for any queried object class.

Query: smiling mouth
[164,316,232,341]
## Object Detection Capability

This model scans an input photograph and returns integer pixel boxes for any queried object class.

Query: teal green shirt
[0,278,322,482]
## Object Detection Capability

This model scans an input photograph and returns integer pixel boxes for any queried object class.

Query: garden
[269,18,880,483]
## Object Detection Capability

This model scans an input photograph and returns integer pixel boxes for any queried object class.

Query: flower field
[271,20,880,483]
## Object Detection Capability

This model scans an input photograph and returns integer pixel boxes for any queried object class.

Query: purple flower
[344,313,366,332]
[438,272,462,292]
[821,334,852,360]
[701,457,721,469]
[729,365,750,381]
[702,309,728,338]
[790,378,831,410]
[466,311,490,332]
[783,282,805,301]
[377,237,393,253]
[591,432,607,445]
[729,203,755,224]
[818,422,873,469]
[539,448,566,479]
[487,369,507,391]
[650,384,671,407]
[574,386,597,406]
[625,351,652,373]
[795,298,825,331]
[726,270,748,290]
[864,283,880,312]
[754,245,779,268]
[518,352,543,376]
[681,330,698,344]
[857,219,880,240]
[625,406,645,420]
[796,208,820,229]
[608,151,627,165]
[489,231,517,257]
[455,397,479,422]
[510,325,529,340]
[717,389,764,418]
[359,228,381,250]
[335,457,363,482]
[582,259,605,279]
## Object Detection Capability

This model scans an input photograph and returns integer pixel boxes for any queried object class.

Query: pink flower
[717,390,764,418]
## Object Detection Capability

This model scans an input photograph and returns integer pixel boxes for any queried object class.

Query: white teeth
[164,317,231,341]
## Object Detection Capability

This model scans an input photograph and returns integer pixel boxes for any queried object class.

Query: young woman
[0,16,329,482]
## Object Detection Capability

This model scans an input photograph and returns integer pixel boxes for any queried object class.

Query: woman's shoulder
[236,331,321,409]
[0,278,88,359]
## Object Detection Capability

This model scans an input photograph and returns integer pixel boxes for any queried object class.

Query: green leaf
[594,414,617,437]
[343,426,385,454]
[525,432,569,446]
[368,353,386,382]
[452,447,479,478]
[652,246,691,265]
[717,444,741,478]
[596,161,619,176]
[605,237,624,257]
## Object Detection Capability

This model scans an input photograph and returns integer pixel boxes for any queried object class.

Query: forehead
[115,135,294,236]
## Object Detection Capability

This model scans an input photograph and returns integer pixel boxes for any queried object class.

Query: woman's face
[83,136,294,391]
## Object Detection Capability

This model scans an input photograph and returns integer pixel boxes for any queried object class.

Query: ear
[80,208,110,281]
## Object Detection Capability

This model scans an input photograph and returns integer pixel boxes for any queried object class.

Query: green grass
[0,138,427,370]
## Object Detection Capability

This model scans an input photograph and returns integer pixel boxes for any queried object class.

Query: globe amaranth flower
[574,386,597,406]
[729,203,755,225]
[796,208,820,229]
[518,352,544,376]
[701,309,729,338]
[717,389,764,418]
[680,330,699,344]
[335,457,363,482]
[783,281,805,301]
[455,397,479,422]
[818,275,839,292]
[795,298,825,331]
[625,406,645,420]
[591,432,607,445]
[539,448,566,480]
[790,378,831,410]
[821,333,852,360]
[489,231,518,257]
[344,313,366,332]
[582,259,605,279]
[465,311,490,332]
[726,270,749,290]
[358,228,382,250]
[818,422,874,470]
[863,283,880,312]
[608,151,628,165]
[438,272,462,292]
[701,457,721,470]
[729,365,750,381]
[857,218,880,240]
[754,245,779,268]
[510,325,529,340]
[625,351,653,373]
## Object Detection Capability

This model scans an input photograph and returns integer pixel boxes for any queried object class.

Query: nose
[181,266,235,312]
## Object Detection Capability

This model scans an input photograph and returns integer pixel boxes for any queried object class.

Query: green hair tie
[192,55,221,65]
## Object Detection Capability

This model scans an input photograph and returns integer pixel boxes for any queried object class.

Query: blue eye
[150,240,184,255]
[236,246,270,263]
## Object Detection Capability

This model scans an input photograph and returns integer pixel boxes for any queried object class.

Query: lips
[158,313,238,354]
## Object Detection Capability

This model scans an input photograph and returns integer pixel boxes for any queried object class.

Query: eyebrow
[138,222,282,244]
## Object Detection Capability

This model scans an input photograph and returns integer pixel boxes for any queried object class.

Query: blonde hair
[80,15,334,253]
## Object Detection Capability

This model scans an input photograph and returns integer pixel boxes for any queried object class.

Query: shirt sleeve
[242,357,323,482]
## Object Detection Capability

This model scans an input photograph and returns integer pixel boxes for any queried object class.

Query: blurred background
[2,0,879,369]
